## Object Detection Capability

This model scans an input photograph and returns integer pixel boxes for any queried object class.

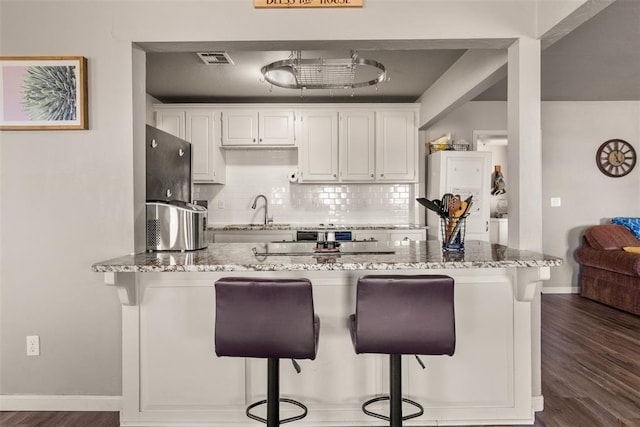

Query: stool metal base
[245,358,308,427]
[246,398,308,425]
[360,354,424,427]
[362,396,424,423]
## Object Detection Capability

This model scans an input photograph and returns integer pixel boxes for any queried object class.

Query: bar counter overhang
[93,240,562,426]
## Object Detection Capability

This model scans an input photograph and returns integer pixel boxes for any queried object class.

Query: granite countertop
[92,240,562,273]
[211,223,427,231]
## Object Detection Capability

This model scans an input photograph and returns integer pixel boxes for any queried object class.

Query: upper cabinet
[376,110,416,182]
[298,111,339,182]
[221,110,295,147]
[153,107,226,184]
[298,107,417,183]
[339,111,376,182]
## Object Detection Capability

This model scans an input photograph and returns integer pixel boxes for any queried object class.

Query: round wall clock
[596,139,636,177]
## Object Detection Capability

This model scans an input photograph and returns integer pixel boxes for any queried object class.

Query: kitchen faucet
[251,194,272,225]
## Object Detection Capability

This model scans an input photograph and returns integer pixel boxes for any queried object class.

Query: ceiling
[145,0,640,104]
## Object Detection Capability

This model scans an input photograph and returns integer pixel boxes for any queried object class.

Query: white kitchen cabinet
[354,229,426,242]
[376,110,417,182]
[298,111,339,182]
[155,109,185,139]
[298,108,417,184]
[221,110,295,147]
[339,111,375,181]
[388,229,426,241]
[185,110,225,184]
[212,230,295,243]
[154,108,225,184]
[353,230,389,242]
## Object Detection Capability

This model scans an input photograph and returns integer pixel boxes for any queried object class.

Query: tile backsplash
[193,149,416,225]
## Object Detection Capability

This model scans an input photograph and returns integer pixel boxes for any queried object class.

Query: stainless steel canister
[146,201,208,251]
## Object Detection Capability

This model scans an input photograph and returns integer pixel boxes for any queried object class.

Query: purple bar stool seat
[349,275,456,427]
[214,277,320,427]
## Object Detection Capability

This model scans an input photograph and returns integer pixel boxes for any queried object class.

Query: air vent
[196,52,234,65]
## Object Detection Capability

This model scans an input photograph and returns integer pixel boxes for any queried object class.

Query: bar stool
[214,277,320,427]
[348,275,456,427]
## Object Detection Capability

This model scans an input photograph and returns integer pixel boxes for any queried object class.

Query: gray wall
[426,101,640,291]
[0,0,615,399]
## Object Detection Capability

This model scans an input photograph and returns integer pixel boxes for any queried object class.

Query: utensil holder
[441,216,466,252]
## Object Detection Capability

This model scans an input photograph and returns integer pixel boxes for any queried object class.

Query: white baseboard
[532,395,544,412]
[0,395,121,411]
[542,286,579,294]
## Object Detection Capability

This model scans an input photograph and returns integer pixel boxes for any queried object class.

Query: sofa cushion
[584,224,640,250]
[612,217,640,239]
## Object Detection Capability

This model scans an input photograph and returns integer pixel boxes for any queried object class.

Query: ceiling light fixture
[261,50,387,90]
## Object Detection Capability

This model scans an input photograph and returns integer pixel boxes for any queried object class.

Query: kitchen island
[93,240,561,426]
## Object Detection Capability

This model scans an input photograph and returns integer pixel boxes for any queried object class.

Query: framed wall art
[0,56,88,130]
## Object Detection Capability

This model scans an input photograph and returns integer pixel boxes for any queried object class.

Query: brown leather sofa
[576,224,640,315]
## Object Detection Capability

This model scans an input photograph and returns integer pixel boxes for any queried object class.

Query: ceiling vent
[196,52,234,65]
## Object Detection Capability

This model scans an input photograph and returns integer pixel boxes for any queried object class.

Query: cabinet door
[353,231,389,242]
[186,110,225,184]
[376,111,417,182]
[221,110,259,146]
[298,111,338,182]
[339,111,375,181]
[259,111,295,146]
[388,230,426,241]
[155,109,185,139]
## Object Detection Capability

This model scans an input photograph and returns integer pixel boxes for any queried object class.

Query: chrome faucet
[251,194,272,225]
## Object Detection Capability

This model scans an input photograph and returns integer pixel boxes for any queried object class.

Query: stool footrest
[362,395,424,422]
[246,398,308,425]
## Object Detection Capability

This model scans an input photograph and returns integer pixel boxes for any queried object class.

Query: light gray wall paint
[426,101,640,290]
[0,0,598,397]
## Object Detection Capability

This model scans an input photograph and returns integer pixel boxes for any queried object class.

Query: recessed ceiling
[145,0,640,104]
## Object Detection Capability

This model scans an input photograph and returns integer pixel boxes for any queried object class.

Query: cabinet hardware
[151,139,158,148]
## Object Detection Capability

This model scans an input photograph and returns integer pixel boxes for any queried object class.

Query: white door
[299,111,338,182]
[339,111,375,181]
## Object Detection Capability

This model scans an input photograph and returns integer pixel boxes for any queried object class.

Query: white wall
[0,0,591,401]
[196,150,414,226]
[426,101,640,291]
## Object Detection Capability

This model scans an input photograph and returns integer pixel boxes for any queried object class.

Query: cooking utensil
[441,193,453,216]
[416,197,447,218]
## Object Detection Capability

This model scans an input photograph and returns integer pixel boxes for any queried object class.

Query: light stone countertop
[210,223,427,231]
[92,240,562,273]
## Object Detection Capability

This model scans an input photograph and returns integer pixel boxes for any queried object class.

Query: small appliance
[146,201,207,251]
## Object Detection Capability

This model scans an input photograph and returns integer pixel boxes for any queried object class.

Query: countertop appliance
[146,125,208,251]
[146,201,208,251]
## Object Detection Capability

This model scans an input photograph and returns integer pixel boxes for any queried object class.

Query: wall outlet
[26,335,40,356]
[217,200,225,209]
[550,197,562,207]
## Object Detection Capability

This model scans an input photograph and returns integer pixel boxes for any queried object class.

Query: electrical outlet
[217,200,225,209]
[550,197,562,207]
[27,335,40,356]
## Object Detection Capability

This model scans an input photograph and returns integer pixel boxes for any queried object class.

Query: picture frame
[0,56,88,130]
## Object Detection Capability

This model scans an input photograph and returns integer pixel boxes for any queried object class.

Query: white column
[507,37,542,253]
[507,37,544,411]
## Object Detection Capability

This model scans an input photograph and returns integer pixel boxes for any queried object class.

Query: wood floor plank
[1,295,639,426]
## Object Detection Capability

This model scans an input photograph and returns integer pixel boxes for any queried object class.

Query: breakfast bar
[93,240,561,426]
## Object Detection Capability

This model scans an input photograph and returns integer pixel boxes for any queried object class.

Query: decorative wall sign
[596,139,636,177]
[0,56,88,130]
[255,0,363,8]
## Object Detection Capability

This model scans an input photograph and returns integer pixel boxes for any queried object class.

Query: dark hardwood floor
[1,294,639,427]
